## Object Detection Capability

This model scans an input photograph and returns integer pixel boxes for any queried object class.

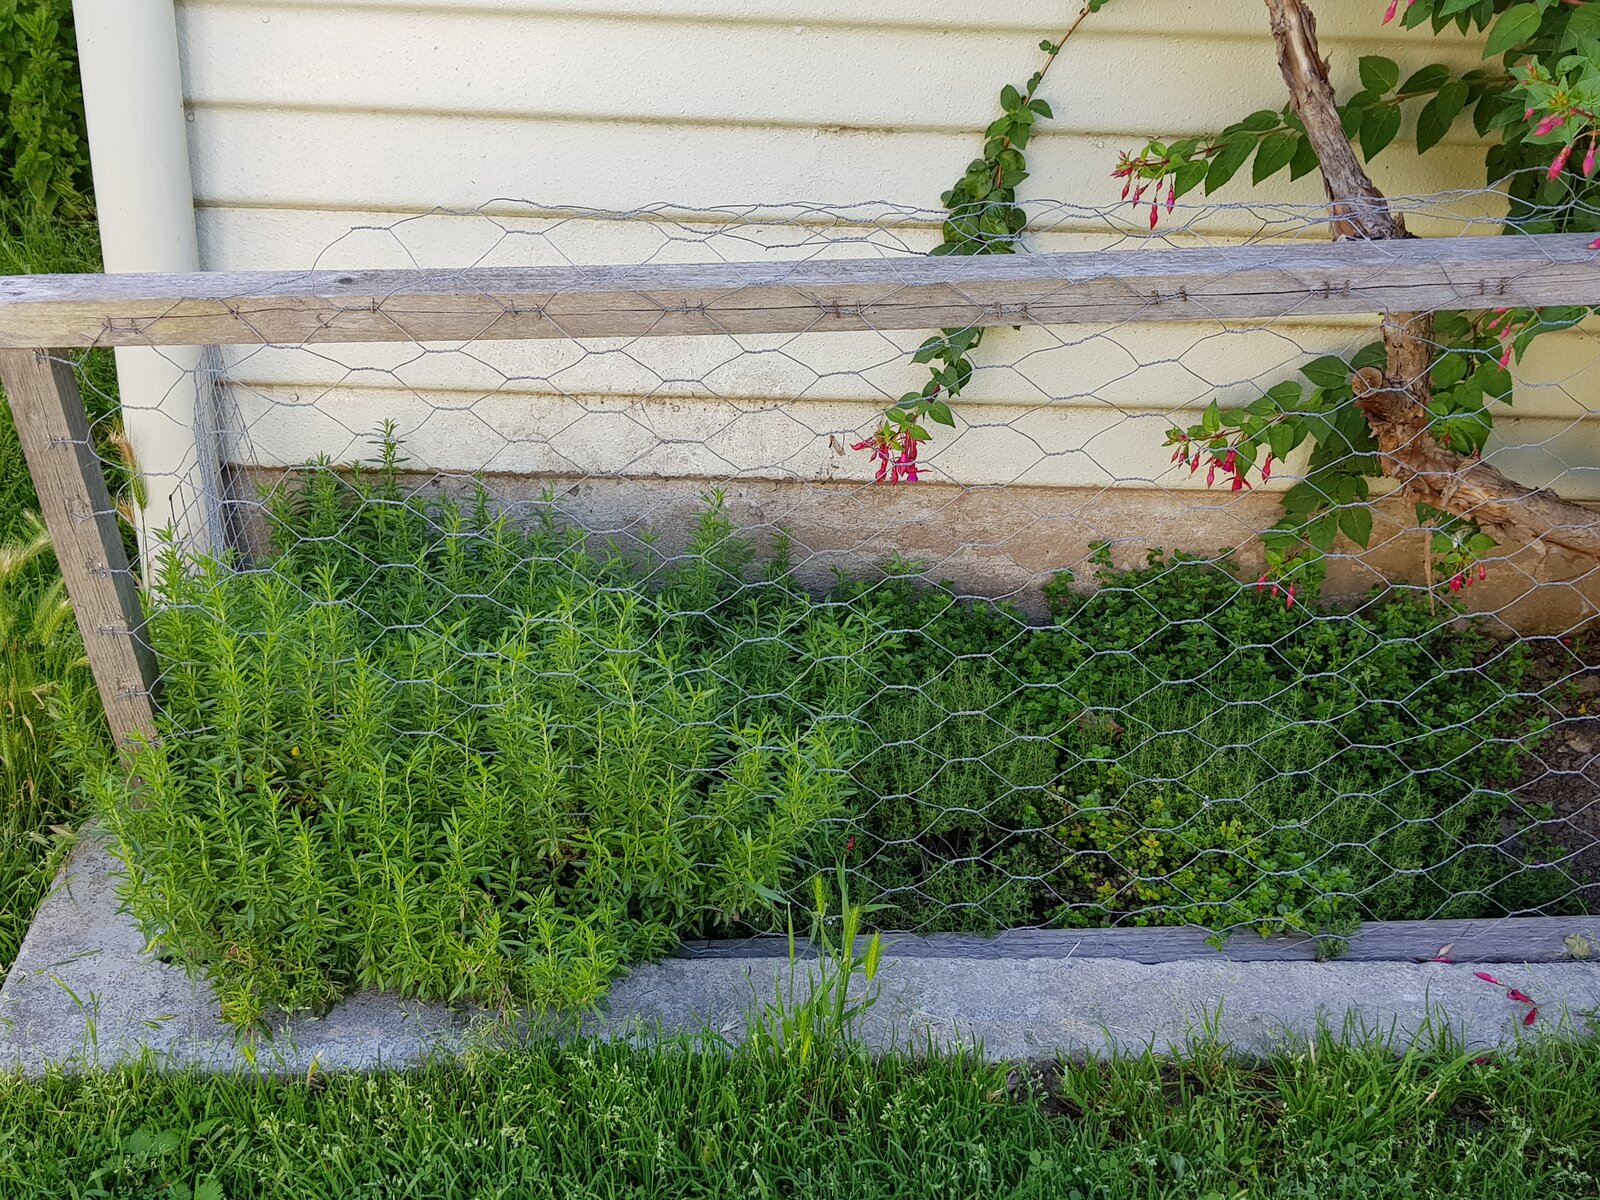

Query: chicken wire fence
[27,191,1600,987]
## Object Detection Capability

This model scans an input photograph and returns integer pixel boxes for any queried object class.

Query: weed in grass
[745,865,886,1067]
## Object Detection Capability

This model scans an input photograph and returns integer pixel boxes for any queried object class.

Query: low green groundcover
[2,1032,1598,1198]
[78,436,1580,1024]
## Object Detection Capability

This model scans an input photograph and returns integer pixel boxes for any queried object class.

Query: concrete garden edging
[2,834,1597,1074]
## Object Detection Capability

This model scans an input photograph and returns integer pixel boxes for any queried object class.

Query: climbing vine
[856,3,1110,480]
[867,0,1600,601]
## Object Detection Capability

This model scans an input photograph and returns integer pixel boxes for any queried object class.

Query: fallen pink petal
[1474,972,1504,986]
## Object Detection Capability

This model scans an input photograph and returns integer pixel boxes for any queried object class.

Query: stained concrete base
[3,836,1598,1074]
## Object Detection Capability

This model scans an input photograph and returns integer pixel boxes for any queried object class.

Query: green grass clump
[85,437,868,1026]
[0,517,102,976]
[845,548,1571,936]
[0,1031,1597,1198]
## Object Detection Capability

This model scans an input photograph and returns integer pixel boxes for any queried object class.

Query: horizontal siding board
[176,4,1489,142]
[186,109,1494,230]
[180,0,1487,42]
[221,380,1600,496]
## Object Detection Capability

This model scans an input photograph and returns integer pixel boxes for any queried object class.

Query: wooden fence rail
[3,231,1600,751]
[0,232,1597,349]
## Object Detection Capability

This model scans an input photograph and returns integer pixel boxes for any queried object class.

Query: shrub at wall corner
[0,0,90,215]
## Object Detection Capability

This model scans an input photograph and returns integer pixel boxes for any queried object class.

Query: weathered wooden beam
[0,233,1597,349]
[679,916,1599,964]
[0,349,158,750]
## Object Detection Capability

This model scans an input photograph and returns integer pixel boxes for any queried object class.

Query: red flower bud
[1586,140,1598,177]
[1548,142,1573,179]
[1165,182,1175,213]
[1534,113,1566,137]
[1383,0,1398,23]
[1149,201,1159,230]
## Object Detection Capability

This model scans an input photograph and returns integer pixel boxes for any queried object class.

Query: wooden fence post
[0,348,158,750]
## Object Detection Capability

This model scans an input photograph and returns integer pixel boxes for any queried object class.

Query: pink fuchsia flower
[1285,584,1296,609]
[1262,455,1273,481]
[1165,182,1176,214]
[1534,113,1567,138]
[852,435,894,483]
[1585,140,1598,177]
[1507,988,1535,1004]
[1474,971,1504,986]
[1149,201,1159,230]
[891,436,921,484]
[1383,0,1398,24]
[1548,143,1574,180]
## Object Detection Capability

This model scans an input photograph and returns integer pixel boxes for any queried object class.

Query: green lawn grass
[1,1029,1597,1198]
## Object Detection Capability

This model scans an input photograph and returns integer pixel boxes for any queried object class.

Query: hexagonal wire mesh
[38,188,1600,1013]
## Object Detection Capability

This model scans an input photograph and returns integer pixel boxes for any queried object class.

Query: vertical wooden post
[0,348,158,749]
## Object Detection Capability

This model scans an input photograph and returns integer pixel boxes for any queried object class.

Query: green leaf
[1268,421,1301,461]
[1482,3,1542,58]
[1000,84,1023,111]
[1360,104,1403,160]
[1359,56,1400,95]
[1309,514,1339,552]
[1252,132,1299,183]
[1204,134,1256,193]
[1173,157,1209,196]
[1301,356,1351,389]
[1029,98,1053,118]
[1399,63,1453,95]
[1288,134,1320,180]
[1236,109,1281,133]
[924,399,955,427]
[1338,505,1374,548]
[1417,80,1469,153]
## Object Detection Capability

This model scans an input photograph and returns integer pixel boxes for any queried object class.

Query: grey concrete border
[2,835,1598,1074]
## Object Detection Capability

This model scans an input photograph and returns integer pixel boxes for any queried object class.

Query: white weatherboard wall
[139,0,1600,614]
